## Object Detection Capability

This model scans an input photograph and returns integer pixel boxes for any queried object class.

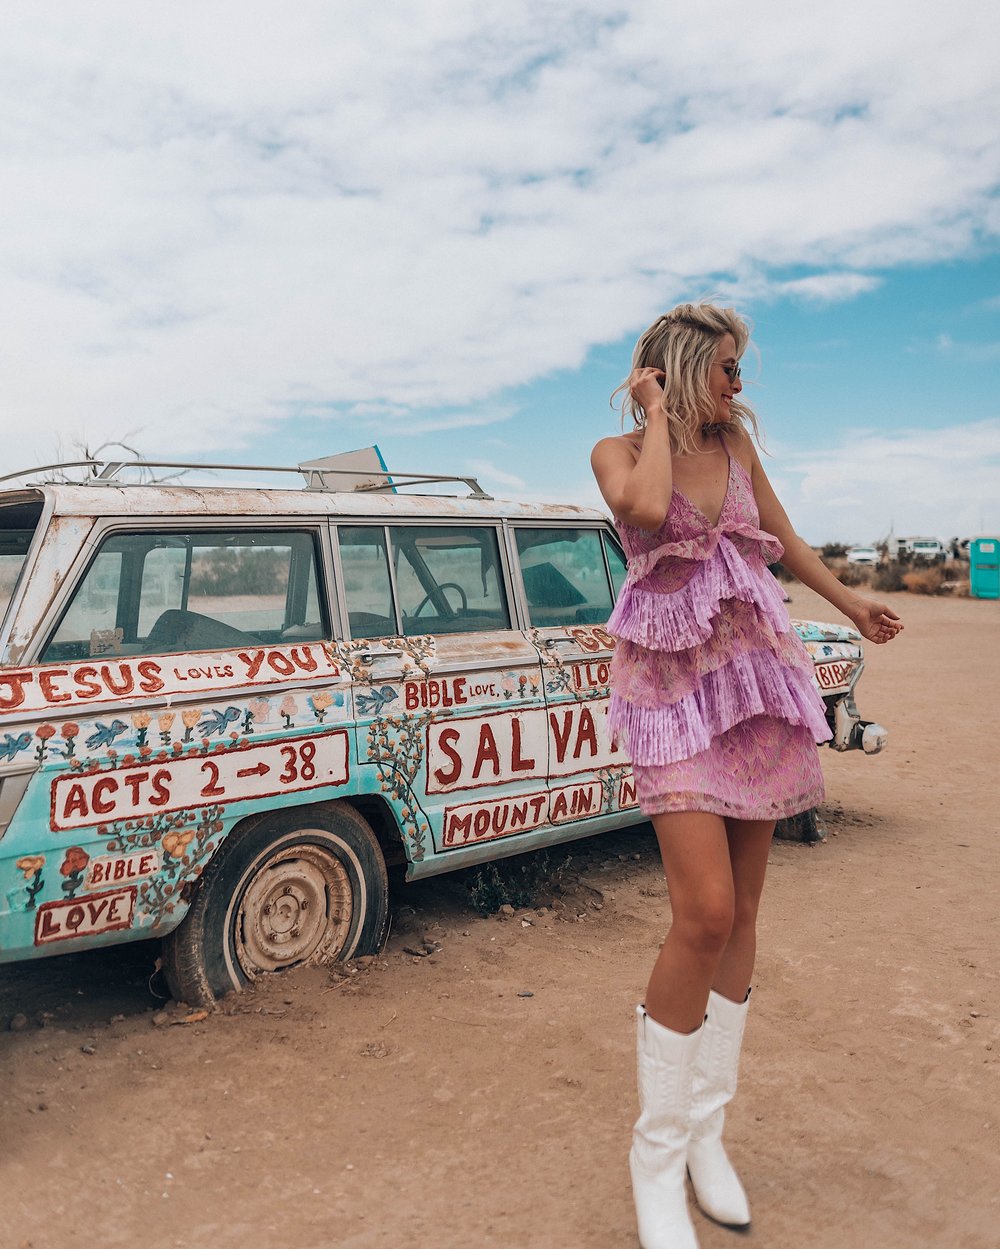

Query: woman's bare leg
[645,811,735,1034]
[711,818,776,1002]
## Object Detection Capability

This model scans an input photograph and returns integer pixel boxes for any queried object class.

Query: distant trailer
[969,538,1000,599]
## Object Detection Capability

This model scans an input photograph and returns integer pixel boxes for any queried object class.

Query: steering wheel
[413,582,468,617]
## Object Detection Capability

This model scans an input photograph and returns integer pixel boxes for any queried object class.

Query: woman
[591,303,902,1249]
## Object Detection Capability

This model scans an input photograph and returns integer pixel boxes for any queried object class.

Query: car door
[509,522,639,827]
[333,521,547,871]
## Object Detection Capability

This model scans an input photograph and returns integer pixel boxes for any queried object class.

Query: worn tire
[161,801,389,1006]
[774,807,825,843]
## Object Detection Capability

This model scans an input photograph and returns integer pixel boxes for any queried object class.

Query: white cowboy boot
[629,1005,703,1249]
[687,989,752,1230]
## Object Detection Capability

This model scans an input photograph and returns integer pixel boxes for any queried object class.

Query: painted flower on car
[16,855,46,909]
[59,846,90,899]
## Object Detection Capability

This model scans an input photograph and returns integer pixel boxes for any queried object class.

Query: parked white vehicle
[908,538,947,563]
[846,546,879,566]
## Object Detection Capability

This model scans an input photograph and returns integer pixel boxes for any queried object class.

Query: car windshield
[0,501,42,633]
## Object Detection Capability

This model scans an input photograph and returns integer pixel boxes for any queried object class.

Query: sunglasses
[714,362,741,382]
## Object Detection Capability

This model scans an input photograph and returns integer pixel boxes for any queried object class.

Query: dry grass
[902,565,947,594]
[818,556,970,595]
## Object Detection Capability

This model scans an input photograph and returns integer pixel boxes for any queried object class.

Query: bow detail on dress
[626,521,783,584]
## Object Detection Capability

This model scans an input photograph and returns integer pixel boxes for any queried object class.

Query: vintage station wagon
[0,456,887,1004]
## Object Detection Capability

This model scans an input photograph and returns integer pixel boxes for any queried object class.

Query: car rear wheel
[161,802,389,1006]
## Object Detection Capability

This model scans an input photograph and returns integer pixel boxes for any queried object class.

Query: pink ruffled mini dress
[607,444,831,821]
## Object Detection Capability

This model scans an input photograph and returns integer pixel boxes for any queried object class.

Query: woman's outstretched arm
[745,436,903,645]
[591,369,674,531]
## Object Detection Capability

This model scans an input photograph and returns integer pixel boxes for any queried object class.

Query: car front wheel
[161,802,389,1006]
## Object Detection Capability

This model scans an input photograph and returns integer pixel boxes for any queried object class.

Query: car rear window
[42,529,327,662]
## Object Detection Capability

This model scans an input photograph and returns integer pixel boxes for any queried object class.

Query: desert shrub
[466,849,563,915]
[873,561,907,592]
[902,565,946,595]
[821,542,848,559]
[767,562,795,582]
[836,562,873,587]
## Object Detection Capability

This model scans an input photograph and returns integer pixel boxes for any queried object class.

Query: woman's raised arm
[591,369,674,531]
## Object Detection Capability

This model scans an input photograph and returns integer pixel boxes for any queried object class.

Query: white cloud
[770,419,1000,543]
[0,1,998,467]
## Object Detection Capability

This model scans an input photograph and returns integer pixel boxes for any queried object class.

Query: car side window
[514,527,615,627]
[390,526,510,636]
[42,530,327,662]
[337,525,510,639]
[339,526,397,639]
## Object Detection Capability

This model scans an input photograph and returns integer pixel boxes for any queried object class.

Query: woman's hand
[847,597,904,645]
[629,367,667,421]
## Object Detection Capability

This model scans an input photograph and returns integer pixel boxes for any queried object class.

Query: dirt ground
[3,584,998,1249]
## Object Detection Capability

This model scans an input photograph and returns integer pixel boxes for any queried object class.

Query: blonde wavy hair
[613,301,762,455]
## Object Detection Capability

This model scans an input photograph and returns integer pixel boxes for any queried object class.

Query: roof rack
[0,458,492,499]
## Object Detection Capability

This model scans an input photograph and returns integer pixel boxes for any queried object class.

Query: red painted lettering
[290,647,317,672]
[551,792,569,819]
[471,724,500,780]
[123,770,149,805]
[100,664,135,697]
[570,627,601,653]
[39,669,72,704]
[91,776,118,816]
[447,811,473,843]
[73,666,103,698]
[63,783,90,821]
[572,787,595,815]
[91,862,107,885]
[239,650,266,680]
[511,717,535,773]
[149,768,171,807]
[65,904,87,931]
[38,909,62,940]
[85,898,110,926]
[573,707,598,759]
[550,710,573,763]
[433,728,462,786]
[268,652,296,676]
[510,799,532,829]
[405,684,420,710]
[0,671,34,710]
[453,677,468,704]
[138,853,156,874]
[137,660,165,694]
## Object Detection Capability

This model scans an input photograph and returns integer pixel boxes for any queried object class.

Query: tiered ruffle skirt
[608,533,830,820]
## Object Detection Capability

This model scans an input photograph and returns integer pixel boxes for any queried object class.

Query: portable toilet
[969,538,1000,599]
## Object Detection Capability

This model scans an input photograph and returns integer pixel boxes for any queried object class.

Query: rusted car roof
[0,485,605,524]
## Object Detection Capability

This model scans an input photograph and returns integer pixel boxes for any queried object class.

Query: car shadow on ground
[0,823,664,1034]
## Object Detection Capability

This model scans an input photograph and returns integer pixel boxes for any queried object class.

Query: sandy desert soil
[2,584,999,1249]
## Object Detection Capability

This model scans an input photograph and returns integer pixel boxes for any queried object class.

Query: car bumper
[827,691,887,753]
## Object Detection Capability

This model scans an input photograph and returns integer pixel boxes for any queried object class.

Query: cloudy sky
[2,1,999,542]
